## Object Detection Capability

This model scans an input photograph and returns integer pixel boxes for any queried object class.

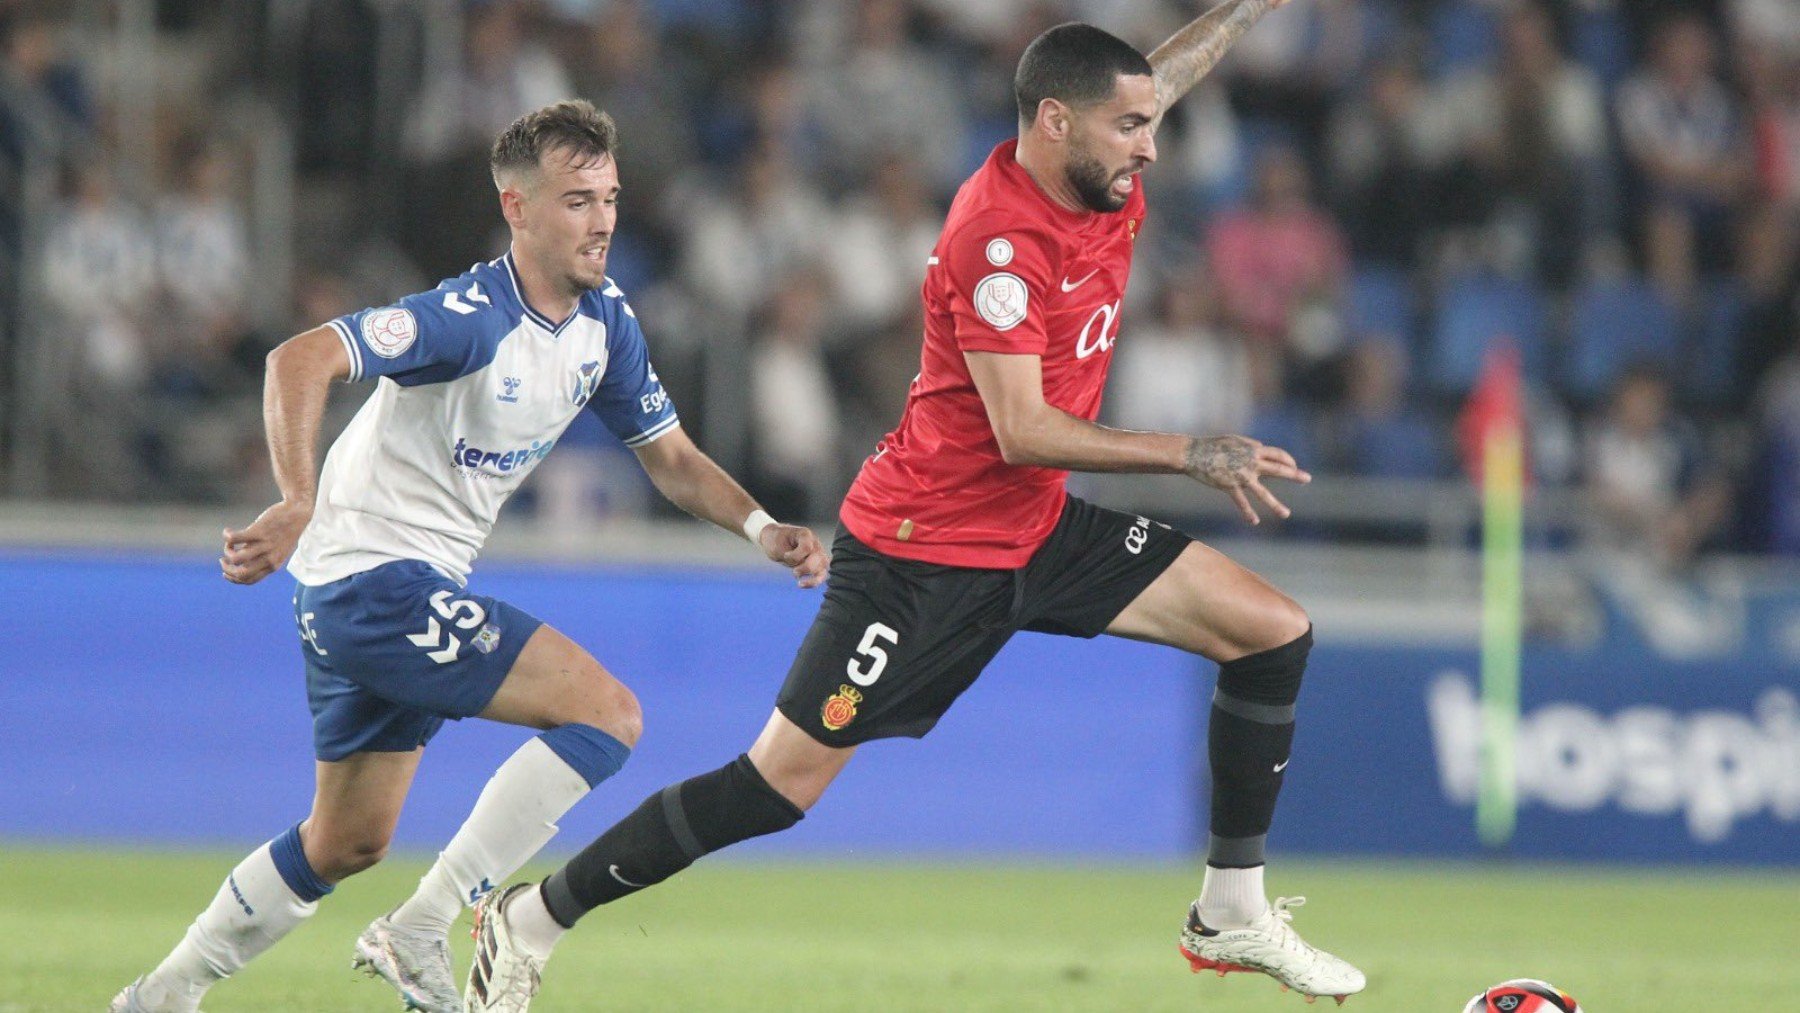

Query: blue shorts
[293,560,543,761]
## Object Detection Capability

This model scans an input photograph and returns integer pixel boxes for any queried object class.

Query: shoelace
[1264,896,1312,955]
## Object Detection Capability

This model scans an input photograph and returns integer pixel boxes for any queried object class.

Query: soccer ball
[1462,979,1582,1013]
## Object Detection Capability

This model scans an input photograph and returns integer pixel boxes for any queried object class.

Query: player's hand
[759,523,829,589]
[221,499,314,585]
[1182,435,1310,525]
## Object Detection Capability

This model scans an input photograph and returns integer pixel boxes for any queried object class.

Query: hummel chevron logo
[1060,270,1099,292]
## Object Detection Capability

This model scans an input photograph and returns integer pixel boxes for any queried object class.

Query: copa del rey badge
[974,272,1028,331]
[360,307,418,358]
[821,684,863,731]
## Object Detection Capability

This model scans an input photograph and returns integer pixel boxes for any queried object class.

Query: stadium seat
[1563,278,1679,401]
[1429,0,1500,78]
[1571,8,1633,93]
[1683,279,1748,407]
[1347,267,1415,346]
[1427,272,1546,395]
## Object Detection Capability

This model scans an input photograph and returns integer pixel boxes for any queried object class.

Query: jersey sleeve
[326,278,497,386]
[587,298,680,448]
[942,221,1057,356]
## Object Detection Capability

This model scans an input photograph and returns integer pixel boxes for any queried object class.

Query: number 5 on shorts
[847,622,899,686]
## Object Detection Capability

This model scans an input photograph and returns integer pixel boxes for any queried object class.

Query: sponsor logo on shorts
[1125,515,1152,555]
[821,684,863,732]
[471,623,502,654]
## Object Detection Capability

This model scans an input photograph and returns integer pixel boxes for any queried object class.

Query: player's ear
[1039,98,1075,143]
[497,181,528,231]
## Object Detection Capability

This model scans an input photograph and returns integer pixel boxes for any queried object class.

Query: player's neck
[1013,138,1087,215]
[509,244,580,325]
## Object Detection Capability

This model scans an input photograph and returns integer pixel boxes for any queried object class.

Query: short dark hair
[1014,23,1153,124]
[490,99,619,186]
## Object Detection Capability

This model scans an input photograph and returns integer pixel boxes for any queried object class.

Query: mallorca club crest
[820,684,863,732]
[570,360,602,408]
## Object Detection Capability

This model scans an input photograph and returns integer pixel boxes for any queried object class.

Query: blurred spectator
[41,163,156,388]
[404,2,572,163]
[0,7,93,136]
[1616,14,1752,304]
[677,142,826,330]
[1321,337,1445,479]
[1327,56,1438,269]
[1109,267,1254,439]
[565,0,698,214]
[1205,145,1349,376]
[824,152,941,333]
[153,134,253,388]
[1582,366,1731,566]
[747,267,843,519]
[1216,0,1378,154]
[401,1,573,275]
[807,0,967,192]
[1756,351,1800,554]
[1429,4,1612,282]
[1730,0,1800,61]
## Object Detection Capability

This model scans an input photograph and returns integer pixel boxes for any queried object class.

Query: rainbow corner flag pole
[1458,344,1526,848]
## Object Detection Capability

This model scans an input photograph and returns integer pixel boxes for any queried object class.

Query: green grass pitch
[10,845,1796,1011]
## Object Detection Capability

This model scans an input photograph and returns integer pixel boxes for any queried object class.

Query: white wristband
[742,509,776,544]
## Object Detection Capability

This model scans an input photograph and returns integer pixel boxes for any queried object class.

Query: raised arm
[1146,0,1291,131]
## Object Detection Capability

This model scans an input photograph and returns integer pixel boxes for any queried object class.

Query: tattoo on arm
[1147,0,1275,127]
[1184,435,1257,488]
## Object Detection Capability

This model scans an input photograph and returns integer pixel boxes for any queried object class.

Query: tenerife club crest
[570,360,602,408]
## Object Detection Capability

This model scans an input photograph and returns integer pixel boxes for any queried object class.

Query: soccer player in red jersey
[466,6,1365,1009]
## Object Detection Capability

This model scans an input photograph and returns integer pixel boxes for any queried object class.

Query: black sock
[540,754,803,927]
[1207,627,1310,868]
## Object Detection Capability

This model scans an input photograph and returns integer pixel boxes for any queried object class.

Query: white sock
[505,884,568,959]
[140,842,320,1007]
[1197,865,1268,929]
[391,737,592,935]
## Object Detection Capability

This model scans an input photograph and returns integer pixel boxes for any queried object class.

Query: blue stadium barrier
[0,551,1201,858]
[3,551,1794,865]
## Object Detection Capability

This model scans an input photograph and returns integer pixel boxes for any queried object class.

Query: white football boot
[1179,896,1367,1004]
[108,977,205,1013]
[465,884,547,1012]
[352,912,461,1012]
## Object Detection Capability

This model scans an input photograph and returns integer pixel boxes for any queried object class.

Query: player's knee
[584,676,642,748]
[308,829,391,880]
[1260,595,1310,652]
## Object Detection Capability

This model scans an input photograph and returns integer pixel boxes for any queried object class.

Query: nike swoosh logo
[609,864,647,888]
[1060,270,1099,292]
[1273,759,1290,773]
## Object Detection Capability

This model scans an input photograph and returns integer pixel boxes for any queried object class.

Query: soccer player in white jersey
[110,100,827,1013]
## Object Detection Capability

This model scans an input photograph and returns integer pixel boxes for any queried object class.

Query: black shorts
[775,495,1192,746]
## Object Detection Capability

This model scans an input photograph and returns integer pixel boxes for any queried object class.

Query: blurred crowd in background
[4,0,1800,565]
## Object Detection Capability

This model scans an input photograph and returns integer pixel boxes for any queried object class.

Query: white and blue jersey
[288,251,678,586]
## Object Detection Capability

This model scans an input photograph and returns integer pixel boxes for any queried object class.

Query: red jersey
[839,140,1146,568]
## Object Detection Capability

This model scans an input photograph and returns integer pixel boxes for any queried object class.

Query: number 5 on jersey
[847,622,899,686]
